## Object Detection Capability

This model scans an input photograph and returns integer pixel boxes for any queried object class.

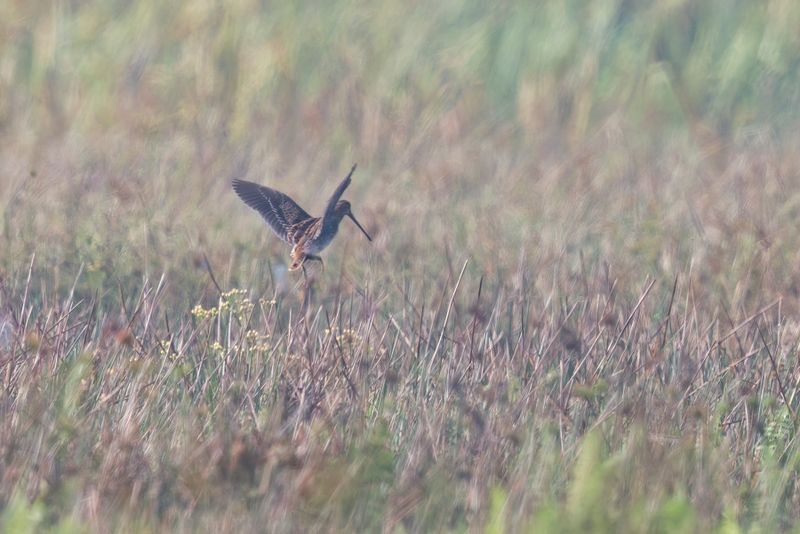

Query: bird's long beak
[347,212,372,241]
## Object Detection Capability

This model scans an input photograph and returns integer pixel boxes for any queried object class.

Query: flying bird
[232,165,372,276]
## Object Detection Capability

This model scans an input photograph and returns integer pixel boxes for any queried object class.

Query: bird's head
[334,200,351,214]
[334,200,371,241]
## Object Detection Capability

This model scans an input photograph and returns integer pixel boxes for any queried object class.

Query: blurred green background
[3,0,800,306]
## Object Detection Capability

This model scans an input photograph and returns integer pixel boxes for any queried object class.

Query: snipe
[232,165,372,276]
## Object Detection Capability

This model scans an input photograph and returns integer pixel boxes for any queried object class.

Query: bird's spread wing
[324,164,357,215]
[232,179,313,244]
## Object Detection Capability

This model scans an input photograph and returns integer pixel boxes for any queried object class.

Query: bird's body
[232,165,371,274]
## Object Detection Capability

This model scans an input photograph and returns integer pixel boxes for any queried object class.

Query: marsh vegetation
[2,1,800,531]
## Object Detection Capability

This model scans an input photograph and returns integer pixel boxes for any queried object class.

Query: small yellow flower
[244,330,271,352]
[237,299,254,316]
[336,328,362,346]
[191,304,218,320]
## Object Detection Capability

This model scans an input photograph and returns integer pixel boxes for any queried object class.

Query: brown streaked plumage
[232,165,372,275]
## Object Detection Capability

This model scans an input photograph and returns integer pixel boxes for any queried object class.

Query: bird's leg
[307,254,324,272]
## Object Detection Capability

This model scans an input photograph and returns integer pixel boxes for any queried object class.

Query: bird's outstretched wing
[232,179,313,244]
[324,164,357,215]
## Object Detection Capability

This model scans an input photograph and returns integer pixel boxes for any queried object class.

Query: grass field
[3,1,800,531]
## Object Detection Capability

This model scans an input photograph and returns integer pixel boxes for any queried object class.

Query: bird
[232,165,372,277]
